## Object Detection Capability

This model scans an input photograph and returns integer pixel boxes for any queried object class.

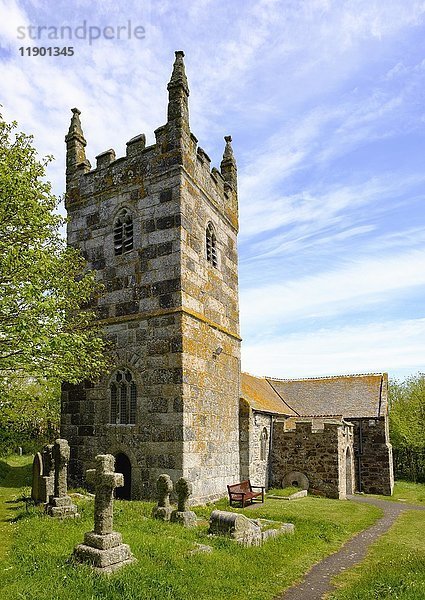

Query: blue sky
[1,0,425,380]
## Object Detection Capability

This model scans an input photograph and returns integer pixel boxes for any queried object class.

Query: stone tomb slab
[209,510,295,547]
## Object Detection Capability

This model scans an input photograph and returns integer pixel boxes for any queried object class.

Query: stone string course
[61,52,240,503]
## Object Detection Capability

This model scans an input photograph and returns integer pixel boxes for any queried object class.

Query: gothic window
[114,208,133,255]
[260,427,268,461]
[110,369,137,424]
[206,222,218,268]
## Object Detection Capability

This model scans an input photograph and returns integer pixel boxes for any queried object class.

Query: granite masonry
[152,473,173,521]
[209,510,295,547]
[61,51,240,503]
[73,454,135,572]
[61,51,394,502]
[170,477,197,527]
[31,452,43,503]
[46,439,78,518]
[271,418,355,499]
[31,444,55,504]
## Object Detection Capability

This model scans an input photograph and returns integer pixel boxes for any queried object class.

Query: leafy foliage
[0,115,107,387]
[0,376,60,454]
[389,374,425,482]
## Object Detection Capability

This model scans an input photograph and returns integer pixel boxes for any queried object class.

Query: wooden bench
[227,480,265,508]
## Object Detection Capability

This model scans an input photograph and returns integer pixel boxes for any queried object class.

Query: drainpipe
[357,420,363,492]
[267,415,275,491]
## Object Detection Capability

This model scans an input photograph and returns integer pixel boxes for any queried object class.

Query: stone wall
[271,419,355,499]
[249,412,272,488]
[237,405,272,489]
[350,417,394,495]
[62,52,240,503]
[239,399,250,481]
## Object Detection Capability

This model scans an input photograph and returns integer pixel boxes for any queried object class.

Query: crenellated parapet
[62,50,241,503]
[65,51,238,234]
[271,417,355,499]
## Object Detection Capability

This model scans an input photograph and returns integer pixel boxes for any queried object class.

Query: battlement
[65,51,238,230]
[62,52,241,503]
[283,418,353,436]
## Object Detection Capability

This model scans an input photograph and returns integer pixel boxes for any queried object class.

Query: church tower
[61,52,241,502]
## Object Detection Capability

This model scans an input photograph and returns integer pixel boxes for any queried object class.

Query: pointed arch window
[206,222,218,268]
[114,208,133,256]
[260,427,268,461]
[110,369,137,424]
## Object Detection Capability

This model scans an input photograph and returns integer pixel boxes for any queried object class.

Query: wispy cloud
[241,249,425,329]
[2,0,425,379]
[242,318,425,379]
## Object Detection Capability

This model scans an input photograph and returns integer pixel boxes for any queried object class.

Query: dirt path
[275,495,425,600]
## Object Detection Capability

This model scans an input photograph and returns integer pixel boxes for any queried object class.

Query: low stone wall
[351,417,394,495]
[271,419,355,499]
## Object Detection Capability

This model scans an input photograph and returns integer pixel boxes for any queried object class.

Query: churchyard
[0,453,424,600]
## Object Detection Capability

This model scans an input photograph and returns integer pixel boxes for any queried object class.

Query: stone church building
[61,51,394,502]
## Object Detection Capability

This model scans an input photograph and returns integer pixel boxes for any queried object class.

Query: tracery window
[260,427,268,461]
[206,222,218,267]
[110,369,137,424]
[114,208,133,255]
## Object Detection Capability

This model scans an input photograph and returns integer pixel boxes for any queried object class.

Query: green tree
[0,376,60,454]
[389,374,425,482]
[0,114,107,390]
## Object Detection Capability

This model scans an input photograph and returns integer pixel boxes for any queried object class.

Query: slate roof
[266,373,388,419]
[241,372,296,416]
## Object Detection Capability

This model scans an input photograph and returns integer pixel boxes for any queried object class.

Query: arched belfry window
[114,208,133,256]
[206,222,218,268]
[260,427,268,461]
[110,369,137,424]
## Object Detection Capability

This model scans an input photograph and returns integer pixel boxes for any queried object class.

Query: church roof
[266,373,388,419]
[241,372,297,416]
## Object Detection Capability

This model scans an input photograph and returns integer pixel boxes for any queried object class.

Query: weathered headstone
[152,474,173,521]
[170,477,197,527]
[73,454,135,573]
[31,452,43,503]
[46,439,78,518]
[40,444,54,503]
[209,510,295,546]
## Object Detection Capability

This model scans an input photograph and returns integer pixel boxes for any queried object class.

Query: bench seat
[227,480,265,508]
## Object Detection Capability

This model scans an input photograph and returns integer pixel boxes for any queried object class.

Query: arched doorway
[346,447,353,495]
[115,453,132,500]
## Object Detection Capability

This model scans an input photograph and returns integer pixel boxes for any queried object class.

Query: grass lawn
[0,455,382,600]
[328,509,425,600]
[267,486,301,497]
[0,455,32,564]
[364,480,425,505]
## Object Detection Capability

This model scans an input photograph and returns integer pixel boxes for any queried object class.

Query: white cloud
[240,248,425,328]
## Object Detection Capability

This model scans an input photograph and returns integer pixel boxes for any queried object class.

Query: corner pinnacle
[168,50,189,95]
[67,107,85,140]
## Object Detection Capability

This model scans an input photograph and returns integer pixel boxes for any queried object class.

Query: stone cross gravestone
[45,439,78,518]
[73,454,135,573]
[152,474,173,521]
[40,444,54,503]
[170,477,197,527]
[31,452,43,503]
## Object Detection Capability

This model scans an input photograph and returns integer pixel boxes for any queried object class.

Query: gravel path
[275,495,425,600]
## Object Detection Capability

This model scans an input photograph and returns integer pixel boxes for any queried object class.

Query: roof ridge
[266,372,385,382]
[266,378,300,417]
